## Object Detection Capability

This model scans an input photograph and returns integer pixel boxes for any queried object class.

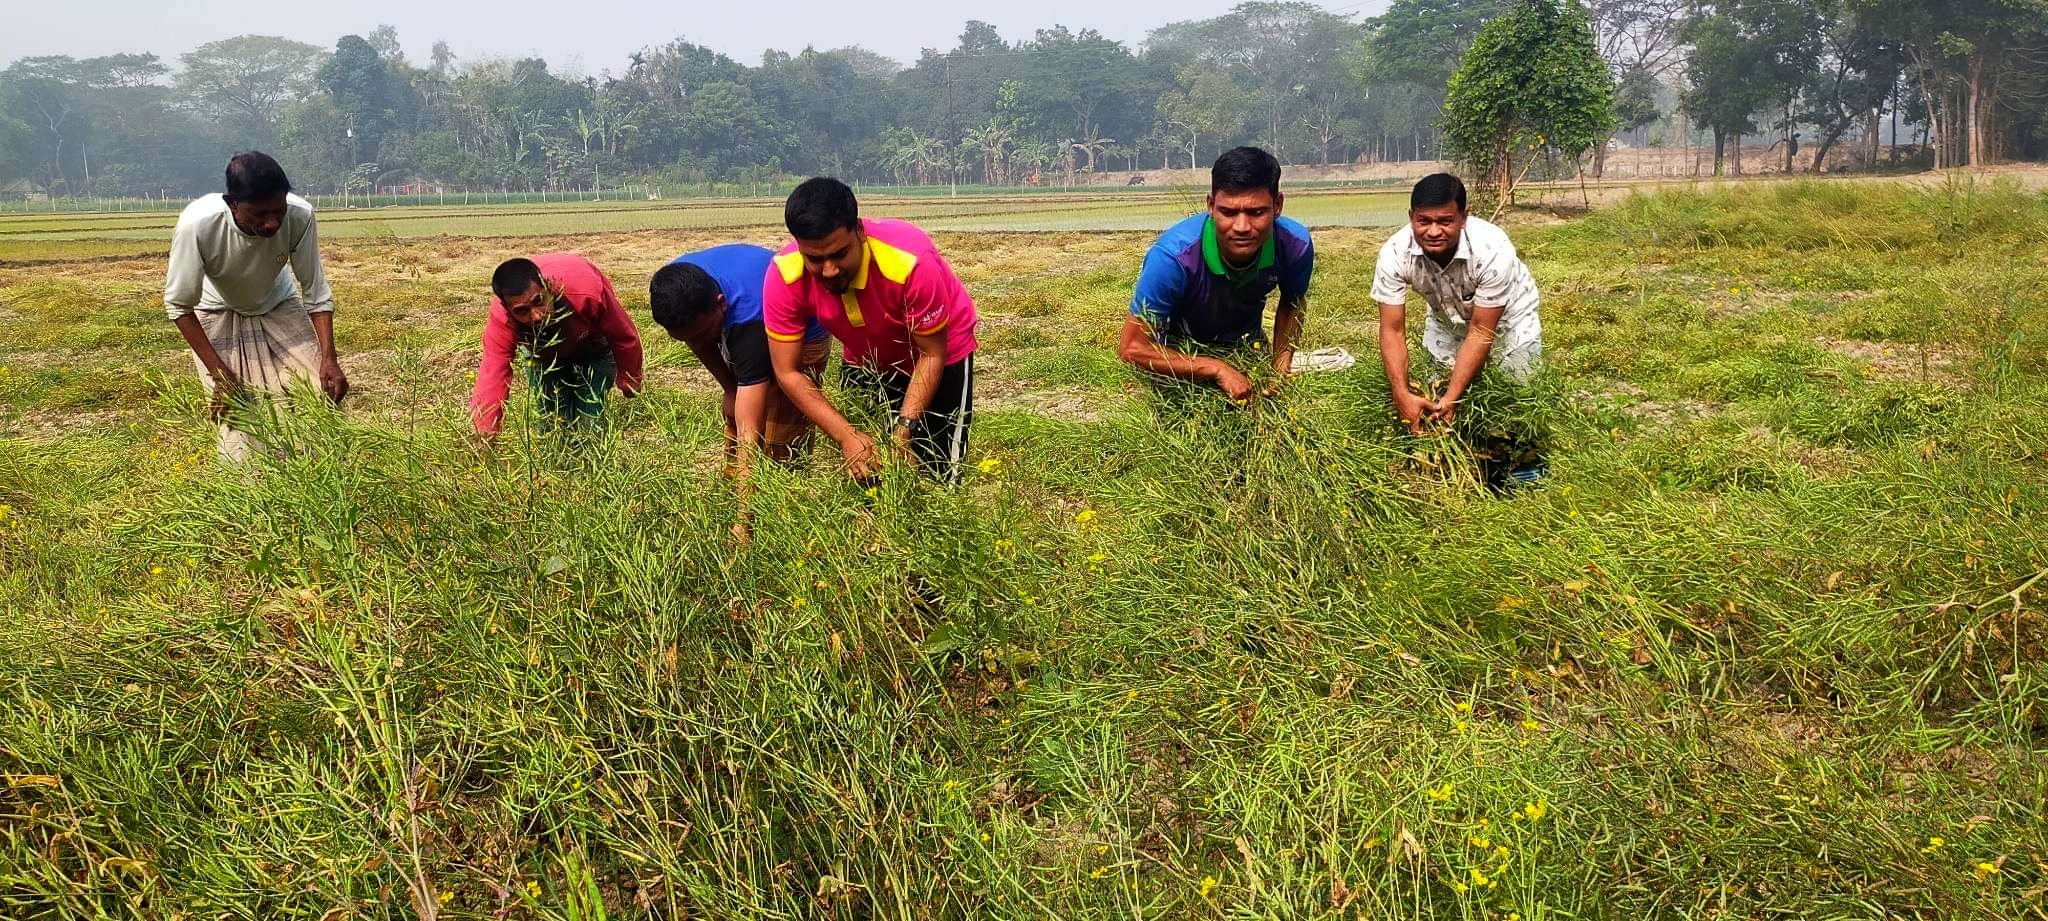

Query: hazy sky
[5,1,1383,75]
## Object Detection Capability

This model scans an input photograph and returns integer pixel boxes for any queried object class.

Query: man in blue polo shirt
[1118,146,1313,403]
[649,244,828,541]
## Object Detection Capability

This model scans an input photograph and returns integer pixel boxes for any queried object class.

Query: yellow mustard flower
[1200,875,1218,897]
[1455,701,1473,715]
[1921,836,1945,854]
[1075,509,1097,525]
[977,457,1002,475]
[1976,862,1999,880]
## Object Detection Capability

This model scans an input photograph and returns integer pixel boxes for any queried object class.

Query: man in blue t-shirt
[650,244,828,540]
[1118,146,1314,404]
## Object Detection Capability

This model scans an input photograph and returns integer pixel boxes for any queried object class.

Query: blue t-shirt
[669,244,822,386]
[1130,213,1314,349]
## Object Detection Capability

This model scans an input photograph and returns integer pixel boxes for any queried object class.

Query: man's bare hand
[1425,395,1459,426]
[207,367,246,422]
[890,425,917,465]
[1384,390,1433,437]
[840,432,883,479]
[1214,365,1255,403]
[318,355,349,403]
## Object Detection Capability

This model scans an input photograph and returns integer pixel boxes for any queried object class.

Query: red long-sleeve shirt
[470,252,643,435]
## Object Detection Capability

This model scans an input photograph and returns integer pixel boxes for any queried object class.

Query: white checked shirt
[1371,216,1543,378]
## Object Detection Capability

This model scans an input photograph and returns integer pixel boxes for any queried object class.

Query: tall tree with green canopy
[319,35,404,168]
[1441,0,1617,204]
[175,36,327,148]
[1357,0,1509,162]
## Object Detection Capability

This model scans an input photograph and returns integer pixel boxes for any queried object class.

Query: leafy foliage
[1442,0,1617,202]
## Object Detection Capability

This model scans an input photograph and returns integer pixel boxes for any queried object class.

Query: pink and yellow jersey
[762,218,978,374]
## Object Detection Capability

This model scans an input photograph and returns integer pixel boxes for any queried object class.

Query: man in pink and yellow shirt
[764,177,979,483]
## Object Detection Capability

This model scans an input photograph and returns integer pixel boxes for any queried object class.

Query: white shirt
[1372,216,1542,376]
[163,193,334,320]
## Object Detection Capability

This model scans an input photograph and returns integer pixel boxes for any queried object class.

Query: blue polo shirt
[1131,213,1314,349]
[668,244,822,386]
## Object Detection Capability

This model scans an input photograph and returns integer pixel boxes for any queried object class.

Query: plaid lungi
[190,298,322,465]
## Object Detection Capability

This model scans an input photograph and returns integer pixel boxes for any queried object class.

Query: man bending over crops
[764,177,981,484]
[1119,146,1313,404]
[1374,173,1547,487]
[164,151,349,464]
[470,253,643,440]
[649,244,830,540]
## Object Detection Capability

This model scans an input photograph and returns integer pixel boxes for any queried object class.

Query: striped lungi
[190,298,322,464]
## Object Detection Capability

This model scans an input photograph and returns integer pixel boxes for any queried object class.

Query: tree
[176,36,327,146]
[1157,64,1246,168]
[320,35,404,166]
[368,25,406,66]
[1358,0,1508,163]
[1442,0,1617,203]
[1679,0,1821,175]
[430,41,457,78]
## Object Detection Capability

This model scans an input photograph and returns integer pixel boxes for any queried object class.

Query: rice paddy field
[1,178,2045,919]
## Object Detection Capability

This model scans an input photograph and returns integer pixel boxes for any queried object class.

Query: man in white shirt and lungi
[1374,172,1548,490]
[163,151,348,464]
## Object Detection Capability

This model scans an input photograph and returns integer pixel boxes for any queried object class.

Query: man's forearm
[1378,320,1413,399]
[1125,339,1224,382]
[1272,302,1303,374]
[1440,325,1497,406]
[173,313,229,376]
[776,368,859,444]
[309,311,338,358]
[897,351,946,421]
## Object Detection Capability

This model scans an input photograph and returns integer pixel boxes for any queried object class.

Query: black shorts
[842,355,976,484]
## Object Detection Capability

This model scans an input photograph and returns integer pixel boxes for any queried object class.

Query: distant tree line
[1,0,2043,197]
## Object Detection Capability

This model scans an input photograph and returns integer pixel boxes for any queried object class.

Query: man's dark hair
[491,258,544,301]
[223,151,292,204]
[1211,146,1282,199]
[1411,173,1468,211]
[648,261,722,331]
[784,177,860,240]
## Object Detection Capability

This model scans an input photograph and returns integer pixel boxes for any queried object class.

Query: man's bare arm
[1377,303,1430,434]
[1430,305,1503,424]
[1117,317,1252,400]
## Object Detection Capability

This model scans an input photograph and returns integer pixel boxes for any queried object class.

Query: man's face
[794,225,866,296]
[503,281,555,329]
[228,193,289,238]
[1207,188,1281,266]
[1409,202,1468,260]
[664,296,726,345]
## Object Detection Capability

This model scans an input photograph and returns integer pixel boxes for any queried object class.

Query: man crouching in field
[470,254,643,441]
[1374,173,1548,489]
[764,178,981,484]
[650,244,830,541]
[1118,146,1313,405]
[164,151,348,464]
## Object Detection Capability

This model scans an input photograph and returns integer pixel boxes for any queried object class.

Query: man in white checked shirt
[163,152,348,464]
[1374,172,1548,489]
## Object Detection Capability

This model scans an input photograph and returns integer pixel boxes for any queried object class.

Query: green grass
[1,179,2045,918]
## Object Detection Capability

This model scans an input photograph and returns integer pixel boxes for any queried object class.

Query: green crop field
[1,179,2044,918]
[0,188,1413,253]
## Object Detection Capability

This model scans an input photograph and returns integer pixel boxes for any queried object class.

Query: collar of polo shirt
[1200,215,1276,283]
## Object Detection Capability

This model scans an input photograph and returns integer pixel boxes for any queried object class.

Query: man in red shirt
[470,253,644,439]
